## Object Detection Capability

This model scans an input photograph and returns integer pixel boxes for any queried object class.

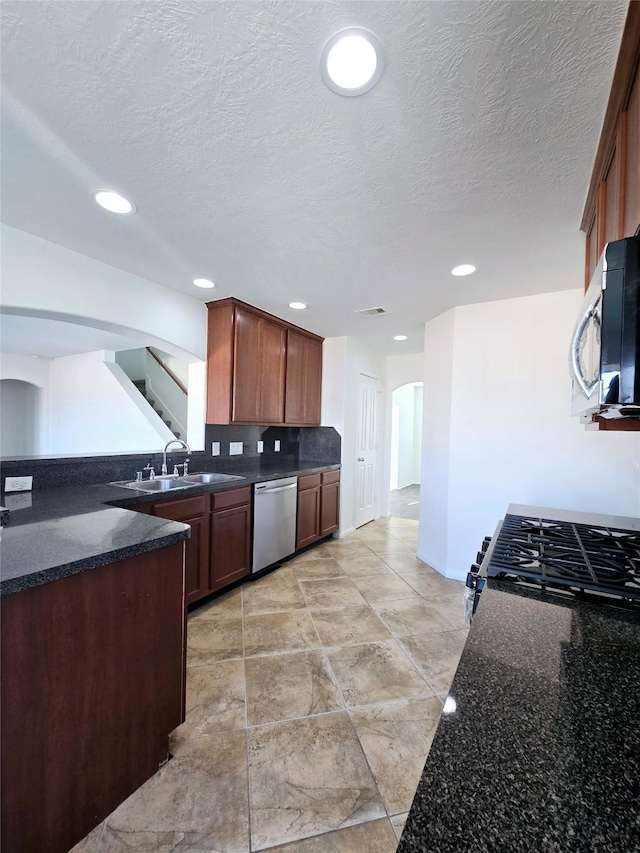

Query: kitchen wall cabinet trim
[206,297,323,426]
[581,2,640,236]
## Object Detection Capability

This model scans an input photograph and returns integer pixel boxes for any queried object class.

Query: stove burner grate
[487,515,640,602]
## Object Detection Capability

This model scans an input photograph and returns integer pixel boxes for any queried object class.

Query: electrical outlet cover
[274,440,281,451]
[229,442,243,455]
[4,476,33,492]
[257,441,264,453]
[211,442,221,456]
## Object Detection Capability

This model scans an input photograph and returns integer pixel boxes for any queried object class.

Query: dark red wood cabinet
[206,297,323,426]
[210,487,252,592]
[148,485,252,605]
[0,543,186,853]
[296,470,340,550]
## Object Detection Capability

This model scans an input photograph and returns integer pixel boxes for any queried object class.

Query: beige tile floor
[72,518,467,853]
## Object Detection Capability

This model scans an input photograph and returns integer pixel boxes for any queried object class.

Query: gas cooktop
[486,512,640,605]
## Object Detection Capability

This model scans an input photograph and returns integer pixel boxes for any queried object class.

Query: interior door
[355,373,379,528]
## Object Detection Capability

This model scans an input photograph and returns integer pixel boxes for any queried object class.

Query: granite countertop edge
[1,526,190,596]
[0,461,340,596]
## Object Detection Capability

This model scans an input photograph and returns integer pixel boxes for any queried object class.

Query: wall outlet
[274,440,281,452]
[4,492,32,510]
[4,476,33,492]
[229,442,243,456]
[211,442,221,456]
[257,441,264,454]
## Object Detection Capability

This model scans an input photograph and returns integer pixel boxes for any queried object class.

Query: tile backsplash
[203,425,341,465]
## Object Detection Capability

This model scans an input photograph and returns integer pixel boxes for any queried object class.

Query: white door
[355,373,379,528]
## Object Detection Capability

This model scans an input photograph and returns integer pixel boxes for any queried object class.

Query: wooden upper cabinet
[581,3,640,287]
[285,330,322,425]
[624,68,640,237]
[232,308,286,423]
[206,298,323,426]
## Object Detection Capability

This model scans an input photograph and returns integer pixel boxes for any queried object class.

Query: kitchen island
[398,511,640,853]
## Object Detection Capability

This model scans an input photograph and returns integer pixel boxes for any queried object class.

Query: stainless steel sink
[182,473,245,483]
[111,472,245,492]
[111,477,195,492]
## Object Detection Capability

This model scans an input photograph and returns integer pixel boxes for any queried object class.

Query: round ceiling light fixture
[393,335,408,341]
[92,190,136,215]
[321,28,384,97]
[289,302,308,310]
[451,264,478,277]
[193,278,215,289]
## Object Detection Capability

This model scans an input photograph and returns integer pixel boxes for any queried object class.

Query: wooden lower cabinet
[210,503,251,592]
[150,486,252,605]
[1,543,186,853]
[296,485,321,549]
[296,470,340,550]
[320,480,340,537]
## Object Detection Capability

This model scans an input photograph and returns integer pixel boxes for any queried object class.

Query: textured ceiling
[0,1,628,355]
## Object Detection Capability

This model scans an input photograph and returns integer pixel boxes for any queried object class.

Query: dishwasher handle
[255,483,297,495]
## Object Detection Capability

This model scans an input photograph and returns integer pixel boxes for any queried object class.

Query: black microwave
[570,234,640,419]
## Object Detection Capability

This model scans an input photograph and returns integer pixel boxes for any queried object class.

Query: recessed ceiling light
[321,28,384,97]
[393,335,408,341]
[92,190,136,215]
[193,278,215,289]
[289,302,307,310]
[451,264,477,277]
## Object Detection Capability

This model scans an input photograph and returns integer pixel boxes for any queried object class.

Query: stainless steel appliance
[252,476,298,573]
[570,234,640,420]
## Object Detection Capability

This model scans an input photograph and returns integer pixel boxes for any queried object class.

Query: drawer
[298,473,321,491]
[211,485,252,511]
[321,470,340,485]
[152,495,207,521]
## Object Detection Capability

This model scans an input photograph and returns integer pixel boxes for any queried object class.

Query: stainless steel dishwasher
[252,476,298,573]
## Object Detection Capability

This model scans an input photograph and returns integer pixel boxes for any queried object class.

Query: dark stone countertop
[398,580,640,853]
[0,460,339,597]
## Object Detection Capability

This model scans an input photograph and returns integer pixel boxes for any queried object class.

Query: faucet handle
[173,464,180,476]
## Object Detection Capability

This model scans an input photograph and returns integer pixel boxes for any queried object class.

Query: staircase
[133,380,182,439]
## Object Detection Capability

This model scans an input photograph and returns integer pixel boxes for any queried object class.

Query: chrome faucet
[162,439,191,475]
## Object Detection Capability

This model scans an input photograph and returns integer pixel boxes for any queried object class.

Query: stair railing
[146,348,188,396]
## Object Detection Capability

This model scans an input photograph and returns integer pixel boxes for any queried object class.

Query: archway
[389,382,423,519]
[0,379,43,456]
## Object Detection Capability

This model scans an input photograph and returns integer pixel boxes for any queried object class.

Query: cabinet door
[232,308,261,422]
[210,503,251,593]
[152,497,209,605]
[258,318,286,423]
[183,515,210,605]
[296,485,321,549]
[285,331,322,425]
[320,481,340,537]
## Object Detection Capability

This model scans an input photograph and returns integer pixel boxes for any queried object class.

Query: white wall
[0,352,51,453]
[48,350,176,454]
[418,290,640,580]
[1,224,207,361]
[321,336,385,536]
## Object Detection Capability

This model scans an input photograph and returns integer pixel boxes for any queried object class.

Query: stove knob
[481,536,491,553]
[476,551,485,565]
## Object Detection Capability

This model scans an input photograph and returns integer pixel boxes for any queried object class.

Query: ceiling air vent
[354,306,387,317]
